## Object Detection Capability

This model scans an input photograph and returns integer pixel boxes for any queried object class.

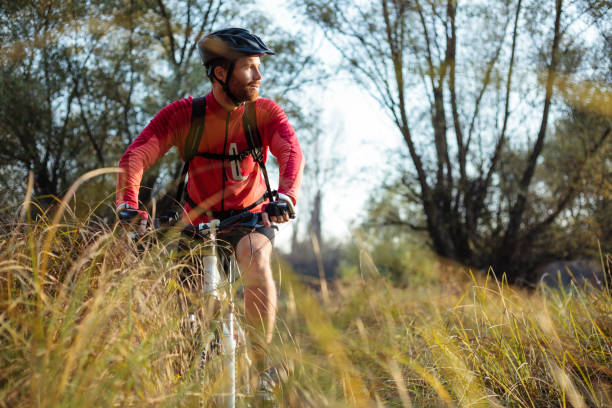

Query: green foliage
[339,230,434,287]
[0,0,323,215]
[532,106,612,258]
[335,182,435,286]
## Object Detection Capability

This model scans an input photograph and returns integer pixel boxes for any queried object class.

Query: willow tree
[299,0,611,279]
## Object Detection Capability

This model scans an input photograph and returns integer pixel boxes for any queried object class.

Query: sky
[308,81,401,238]
[273,79,402,250]
[259,1,404,247]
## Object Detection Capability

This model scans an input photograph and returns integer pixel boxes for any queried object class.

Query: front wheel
[199,309,252,407]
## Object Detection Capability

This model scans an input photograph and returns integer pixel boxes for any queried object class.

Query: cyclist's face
[228,55,262,102]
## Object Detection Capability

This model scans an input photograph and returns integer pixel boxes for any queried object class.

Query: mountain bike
[119,209,266,408]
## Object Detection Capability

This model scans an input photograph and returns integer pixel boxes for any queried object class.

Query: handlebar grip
[153,213,179,229]
[182,224,206,239]
[278,202,296,219]
[218,211,257,231]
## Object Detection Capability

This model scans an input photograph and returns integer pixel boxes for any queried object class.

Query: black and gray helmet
[198,28,274,74]
[198,28,274,105]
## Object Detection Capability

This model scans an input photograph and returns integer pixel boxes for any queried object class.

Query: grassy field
[1,201,610,407]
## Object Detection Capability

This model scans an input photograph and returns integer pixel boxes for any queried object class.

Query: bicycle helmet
[197,28,274,105]
[198,28,274,72]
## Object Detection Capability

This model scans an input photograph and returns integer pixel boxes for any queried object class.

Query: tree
[298,111,342,245]
[0,0,323,217]
[0,0,150,204]
[531,106,612,261]
[299,0,611,280]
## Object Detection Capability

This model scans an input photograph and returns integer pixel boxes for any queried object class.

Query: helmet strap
[213,61,241,107]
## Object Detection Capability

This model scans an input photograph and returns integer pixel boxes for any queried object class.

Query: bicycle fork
[203,220,237,408]
[222,299,237,408]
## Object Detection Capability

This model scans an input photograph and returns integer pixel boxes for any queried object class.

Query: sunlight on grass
[1,177,611,407]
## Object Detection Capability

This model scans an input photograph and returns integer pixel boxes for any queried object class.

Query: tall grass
[1,187,610,406]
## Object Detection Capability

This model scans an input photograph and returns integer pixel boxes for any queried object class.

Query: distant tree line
[0,0,321,217]
[297,0,611,281]
[1,0,610,283]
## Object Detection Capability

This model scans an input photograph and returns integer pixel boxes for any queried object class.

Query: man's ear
[214,65,227,82]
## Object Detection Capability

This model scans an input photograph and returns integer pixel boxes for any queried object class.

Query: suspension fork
[208,220,237,408]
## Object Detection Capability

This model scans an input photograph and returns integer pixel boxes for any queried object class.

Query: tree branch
[502,0,564,254]
[415,0,436,90]
[447,0,464,183]
[528,125,611,237]
[382,0,430,198]
[156,0,178,65]
[179,0,193,66]
[482,0,522,195]
[186,0,221,69]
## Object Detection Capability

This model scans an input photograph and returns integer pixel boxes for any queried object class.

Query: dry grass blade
[1,181,611,407]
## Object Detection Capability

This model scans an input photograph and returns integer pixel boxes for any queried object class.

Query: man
[115,28,304,373]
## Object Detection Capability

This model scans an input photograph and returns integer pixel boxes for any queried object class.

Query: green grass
[1,194,611,407]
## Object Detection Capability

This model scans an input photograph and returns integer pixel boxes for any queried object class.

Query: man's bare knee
[236,233,271,265]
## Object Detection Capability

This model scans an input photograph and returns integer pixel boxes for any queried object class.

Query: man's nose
[253,67,262,80]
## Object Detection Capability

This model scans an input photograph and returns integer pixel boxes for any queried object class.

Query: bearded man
[115,28,304,383]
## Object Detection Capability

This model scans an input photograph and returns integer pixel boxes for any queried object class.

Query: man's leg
[235,232,276,367]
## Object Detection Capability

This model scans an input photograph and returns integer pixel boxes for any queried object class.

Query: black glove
[118,209,140,223]
[265,194,296,219]
[116,203,148,233]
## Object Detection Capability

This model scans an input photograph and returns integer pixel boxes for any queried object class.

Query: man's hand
[261,210,290,228]
[262,193,295,228]
[116,203,148,235]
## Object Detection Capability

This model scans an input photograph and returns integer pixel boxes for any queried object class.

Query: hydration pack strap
[179,99,276,214]
[242,101,275,203]
[193,150,252,161]
[175,96,206,205]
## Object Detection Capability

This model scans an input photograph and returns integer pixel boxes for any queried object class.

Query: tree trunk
[497,0,564,278]
[310,189,322,246]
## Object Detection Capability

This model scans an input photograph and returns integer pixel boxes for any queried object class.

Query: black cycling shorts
[216,225,275,251]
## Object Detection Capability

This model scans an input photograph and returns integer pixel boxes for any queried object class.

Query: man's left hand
[262,193,295,228]
[262,211,290,228]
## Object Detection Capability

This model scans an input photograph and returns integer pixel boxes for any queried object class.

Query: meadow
[1,194,610,407]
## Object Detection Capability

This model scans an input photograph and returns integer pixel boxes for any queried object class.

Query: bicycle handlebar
[118,208,264,239]
[182,211,262,240]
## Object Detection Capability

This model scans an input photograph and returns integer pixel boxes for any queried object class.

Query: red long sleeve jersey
[116,92,304,224]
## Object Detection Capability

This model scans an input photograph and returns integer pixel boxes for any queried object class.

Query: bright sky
[271,81,402,249]
[260,1,404,247]
[311,82,401,239]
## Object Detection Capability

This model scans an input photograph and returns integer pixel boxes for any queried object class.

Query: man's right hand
[116,203,148,235]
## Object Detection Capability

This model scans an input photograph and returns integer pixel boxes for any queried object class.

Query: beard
[228,76,259,103]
